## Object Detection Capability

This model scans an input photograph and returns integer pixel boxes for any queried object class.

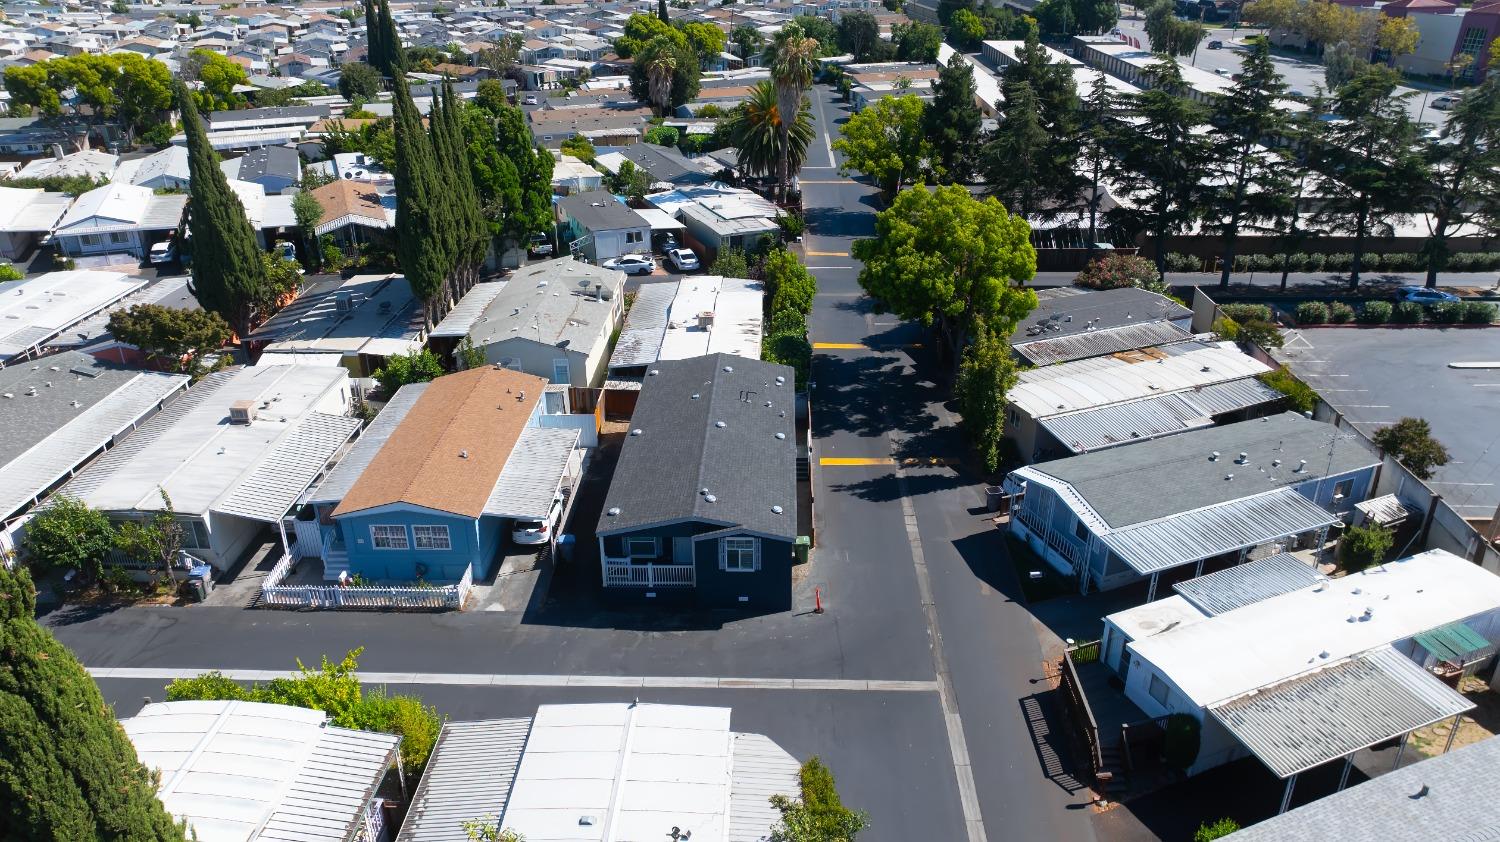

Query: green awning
[1414,622,1493,664]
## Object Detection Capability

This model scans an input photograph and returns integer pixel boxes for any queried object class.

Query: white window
[551,358,571,384]
[625,537,658,558]
[1148,673,1170,708]
[371,525,408,549]
[413,525,451,550]
[722,537,759,572]
[626,230,643,244]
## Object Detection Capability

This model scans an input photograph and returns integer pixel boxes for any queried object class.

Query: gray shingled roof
[617,142,715,185]
[597,354,797,540]
[468,259,623,352]
[1028,413,1380,529]
[234,144,301,182]
[0,351,153,465]
[1015,287,1192,341]
[556,190,648,233]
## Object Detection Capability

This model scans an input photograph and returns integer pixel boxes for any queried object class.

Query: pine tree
[179,83,267,342]
[1078,70,1120,248]
[925,57,982,182]
[985,82,1053,219]
[392,74,447,323]
[0,565,186,840]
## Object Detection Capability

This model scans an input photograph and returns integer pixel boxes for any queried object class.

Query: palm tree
[766,23,819,199]
[643,42,678,118]
[727,80,814,187]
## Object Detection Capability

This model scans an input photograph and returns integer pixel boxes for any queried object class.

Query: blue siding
[603,521,793,611]
[475,515,506,579]
[1293,466,1377,510]
[340,509,478,582]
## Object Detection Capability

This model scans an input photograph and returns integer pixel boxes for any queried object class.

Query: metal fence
[259,554,471,610]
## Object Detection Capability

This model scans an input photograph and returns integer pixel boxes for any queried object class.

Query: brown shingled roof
[333,366,548,518]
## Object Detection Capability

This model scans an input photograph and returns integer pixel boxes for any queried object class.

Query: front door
[672,536,693,565]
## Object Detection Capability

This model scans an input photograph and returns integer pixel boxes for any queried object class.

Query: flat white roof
[1008,342,1272,418]
[59,364,351,518]
[500,703,735,842]
[123,700,397,842]
[1127,549,1500,708]
[1106,593,1208,644]
[0,270,147,361]
[983,39,1084,66]
[658,275,764,363]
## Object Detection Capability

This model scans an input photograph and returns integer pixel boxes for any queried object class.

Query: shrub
[1239,319,1284,349]
[1300,252,1326,272]
[1373,417,1450,480]
[777,212,806,240]
[1164,252,1200,272]
[1429,301,1463,324]
[23,496,115,579]
[1220,303,1271,323]
[1294,301,1328,324]
[1212,316,1240,341]
[767,308,807,336]
[1382,252,1417,271]
[1259,365,1318,413]
[1328,301,1355,323]
[1247,253,1277,272]
[1074,253,1159,290]
[771,757,870,842]
[0,263,21,281]
[1325,253,1354,271]
[1462,301,1498,324]
[1357,300,1392,324]
[1340,524,1394,572]
[765,249,817,316]
[166,671,251,701]
[1362,252,1383,271]
[1163,713,1202,770]
[710,248,750,278]
[372,349,444,395]
[1392,300,1425,324]
[763,330,811,388]
[1195,819,1242,842]
[643,124,679,146]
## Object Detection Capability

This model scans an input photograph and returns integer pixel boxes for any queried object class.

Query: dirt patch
[1408,675,1500,757]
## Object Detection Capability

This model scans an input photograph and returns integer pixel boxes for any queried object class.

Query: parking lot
[1274,327,1500,518]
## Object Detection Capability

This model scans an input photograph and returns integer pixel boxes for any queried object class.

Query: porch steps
[322,550,350,582]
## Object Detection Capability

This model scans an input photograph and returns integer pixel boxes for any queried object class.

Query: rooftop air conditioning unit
[229,399,256,425]
[335,291,354,313]
[697,311,715,329]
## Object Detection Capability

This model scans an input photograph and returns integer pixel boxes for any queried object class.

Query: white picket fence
[259,554,471,610]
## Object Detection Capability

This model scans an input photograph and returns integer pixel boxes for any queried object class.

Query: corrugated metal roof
[0,370,187,521]
[259,726,400,842]
[1207,646,1474,778]
[1009,343,1272,418]
[431,281,508,339]
[1356,493,1414,526]
[1014,320,1193,366]
[729,732,800,842]
[1184,377,1284,416]
[484,426,580,519]
[395,718,532,842]
[1040,391,1214,454]
[0,270,147,361]
[1173,553,1322,616]
[1103,488,1340,575]
[1413,622,1493,664]
[608,280,675,369]
[214,411,362,523]
[307,383,428,505]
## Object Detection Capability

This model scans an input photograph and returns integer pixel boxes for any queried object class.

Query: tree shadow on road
[802,206,877,239]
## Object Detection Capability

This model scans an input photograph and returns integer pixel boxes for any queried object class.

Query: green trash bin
[794,535,811,564]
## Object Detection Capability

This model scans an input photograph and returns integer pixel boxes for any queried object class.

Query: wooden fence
[259,554,471,610]
[1059,640,1104,782]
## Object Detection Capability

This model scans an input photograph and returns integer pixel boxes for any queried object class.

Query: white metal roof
[485,426,580,520]
[254,274,424,360]
[1127,549,1500,708]
[607,280,675,369]
[431,281,507,339]
[1009,343,1273,419]
[58,365,351,518]
[0,185,71,232]
[214,411,361,523]
[0,270,147,361]
[56,183,186,235]
[657,275,764,363]
[633,206,685,231]
[396,718,533,842]
[0,368,187,522]
[123,700,397,842]
[500,703,735,842]
[727,733,799,842]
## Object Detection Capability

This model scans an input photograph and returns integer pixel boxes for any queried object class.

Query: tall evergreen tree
[362,0,384,75]
[377,0,405,75]
[435,82,487,296]
[1309,65,1428,288]
[1105,58,1211,279]
[424,85,460,302]
[984,82,1053,219]
[178,82,267,341]
[0,565,186,840]
[391,74,447,323]
[925,57,983,182]
[1206,36,1295,287]
[993,31,1082,216]
[658,0,669,23]
[1078,70,1121,247]
[1420,76,1500,286]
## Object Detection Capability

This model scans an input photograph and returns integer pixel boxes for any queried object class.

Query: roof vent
[228,399,256,424]
[775,432,786,440]
[459,449,469,459]
[648,369,659,376]
[722,365,733,372]
[771,505,784,514]
[606,507,620,516]
[1225,473,1234,481]
[1295,459,1307,472]
[704,494,717,503]
[630,428,642,436]
[714,421,726,428]
[1271,458,1281,467]
[1209,451,1220,461]
[774,376,785,385]
[1236,452,1248,464]
[691,393,700,399]
[578,816,597,826]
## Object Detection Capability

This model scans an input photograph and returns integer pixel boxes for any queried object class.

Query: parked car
[529,232,553,256]
[148,239,176,266]
[1400,285,1460,304]
[1207,39,1223,49]
[1431,94,1460,111]
[512,494,564,546]
[523,95,538,105]
[1214,67,1230,76]
[603,253,655,275]
[667,247,700,272]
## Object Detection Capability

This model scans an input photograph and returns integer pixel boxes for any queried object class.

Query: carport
[634,207,685,253]
[484,427,584,550]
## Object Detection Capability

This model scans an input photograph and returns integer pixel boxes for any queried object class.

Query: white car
[148,240,176,265]
[667,247,700,272]
[604,253,655,275]
[512,495,564,546]
[1431,94,1460,111]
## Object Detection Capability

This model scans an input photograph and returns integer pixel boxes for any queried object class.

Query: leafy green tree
[1323,40,1367,90]
[835,94,932,196]
[1144,0,1206,56]
[1373,417,1450,480]
[110,53,174,146]
[180,83,268,341]
[853,184,1038,370]
[292,190,323,270]
[1310,66,1428,287]
[3,64,60,115]
[1340,524,1394,571]
[679,21,727,67]
[956,324,1019,473]
[768,23,821,197]
[732,25,764,59]
[614,13,685,59]
[1420,76,1500,286]
[474,78,509,114]
[984,82,1054,219]
[339,60,382,101]
[629,35,700,117]
[788,15,839,56]
[1206,37,1295,287]
[949,8,987,49]
[0,565,188,840]
[644,124,679,147]
[893,22,942,62]
[458,336,486,370]
[710,248,751,277]
[605,160,652,202]
[726,81,814,191]
[22,496,115,578]
[373,348,445,394]
[186,49,248,111]
[560,134,596,164]
[766,248,817,316]
[463,817,524,841]
[925,57,983,181]
[113,490,184,586]
[1106,58,1211,279]
[260,252,304,313]
[475,33,524,76]
[107,304,231,373]
[837,11,884,62]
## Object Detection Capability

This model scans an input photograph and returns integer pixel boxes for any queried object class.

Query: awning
[1414,622,1494,665]
[483,427,580,520]
[1208,646,1473,779]
[1355,493,1413,527]
[213,412,362,523]
[634,207,685,231]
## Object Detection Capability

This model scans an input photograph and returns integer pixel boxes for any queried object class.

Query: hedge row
[1295,299,1497,325]
[1164,252,1500,274]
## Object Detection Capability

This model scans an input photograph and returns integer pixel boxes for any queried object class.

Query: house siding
[339,509,480,581]
[602,522,793,610]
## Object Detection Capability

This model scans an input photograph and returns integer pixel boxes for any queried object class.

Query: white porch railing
[603,561,696,588]
[259,553,472,610]
[1015,507,1085,566]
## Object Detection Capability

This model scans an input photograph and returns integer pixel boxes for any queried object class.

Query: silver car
[604,253,655,275]
[667,248,700,272]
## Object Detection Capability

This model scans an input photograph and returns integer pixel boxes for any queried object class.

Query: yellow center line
[805,250,850,257]
[812,342,924,350]
[800,179,853,184]
[819,457,896,466]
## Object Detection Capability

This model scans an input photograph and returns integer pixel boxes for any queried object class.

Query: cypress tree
[425,86,460,303]
[441,82,488,289]
[178,83,267,342]
[363,0,384,75]
[392,74,447,323]
[658,0,669,23]
[379,0,405,74]
[0,565,186,840]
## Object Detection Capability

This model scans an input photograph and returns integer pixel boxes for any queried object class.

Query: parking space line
[87,667,940,692]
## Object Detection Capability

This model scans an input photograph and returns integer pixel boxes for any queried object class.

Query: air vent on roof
[772,505,783,514]
[714,421,725,428]
[606,507,620,516]
[229,399,256,424]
